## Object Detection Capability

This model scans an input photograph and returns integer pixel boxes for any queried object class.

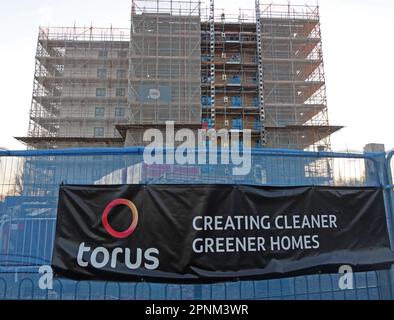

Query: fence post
[385,150,394,299]
[194,284,202,300]
[364,143,393,300]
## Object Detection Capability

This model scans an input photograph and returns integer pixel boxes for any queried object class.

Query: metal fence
[0,147,394,300]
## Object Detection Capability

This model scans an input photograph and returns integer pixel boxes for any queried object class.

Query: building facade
[17,1,341,150]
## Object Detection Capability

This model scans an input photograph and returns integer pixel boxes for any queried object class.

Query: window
[98,50,108,58]
[116,69,126,79]
[115,107,125,117]
[95,107,105,117]
[96,88,106,97]
[116,88,126,97]
[94,127,104,137]
[118,51,127,58]
[97,69,107,79]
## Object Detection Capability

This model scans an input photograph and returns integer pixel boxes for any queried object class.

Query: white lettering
[175,129,195,165]
[143,129,164,164]
[77,242,90,267]
[144,248,160,270]
[38,265,53,290]
[90,247,110,269]
[75,244,159,271]
[193,216,203,231]
[338,265,354,290]
[125,248,142,269]
[192,237,267,253]
[111,247,123,268]
[142,123,252,176]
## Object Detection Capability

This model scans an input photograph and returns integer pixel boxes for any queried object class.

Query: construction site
[16,0,342,150]
[4,0,394,302]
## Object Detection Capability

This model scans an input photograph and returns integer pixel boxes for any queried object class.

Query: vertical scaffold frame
[255,0,267,147]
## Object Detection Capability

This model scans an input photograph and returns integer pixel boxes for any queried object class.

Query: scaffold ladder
[255,0,267,147]
[209,0,216,125]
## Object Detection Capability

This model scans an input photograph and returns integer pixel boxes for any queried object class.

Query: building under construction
[17,0,342,150]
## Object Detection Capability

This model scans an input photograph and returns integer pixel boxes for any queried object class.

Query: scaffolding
[18,26,130,149]
[258,3,336,150]
[200,2,341,150]
[125,0,202,145]
[17,1,342,151]
[255,0,267,146]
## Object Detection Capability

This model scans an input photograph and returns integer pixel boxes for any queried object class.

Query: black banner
[52,185,394,282]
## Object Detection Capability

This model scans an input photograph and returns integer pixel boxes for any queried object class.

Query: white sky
[0,0,392,152]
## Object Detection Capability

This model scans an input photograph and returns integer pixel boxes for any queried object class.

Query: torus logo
[77,198,159,270]
[102,199,139,239]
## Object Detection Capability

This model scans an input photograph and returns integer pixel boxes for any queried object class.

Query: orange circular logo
[102,199,138,239]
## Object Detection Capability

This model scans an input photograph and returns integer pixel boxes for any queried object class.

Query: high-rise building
[16,1,342,150]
